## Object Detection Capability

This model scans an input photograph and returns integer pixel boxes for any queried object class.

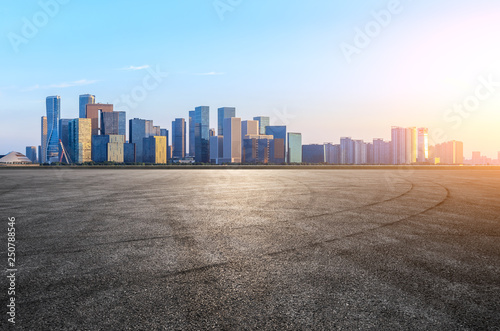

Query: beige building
[69,118,92,163]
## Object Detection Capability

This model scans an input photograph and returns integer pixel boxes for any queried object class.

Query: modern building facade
[101,111,126,136]
[25,146,37,163]
[391,126,408,165]
[417,128,429,163]
[253,116,270,135]
[172,118,186,159]
[242,137,270,164]
[85,103,113,136]
[340,137,355,164]
[435,140,464,165]
[143,136,167,164]
[45,96,61,163]
[79,94,95,118]
[223,117,242,163]
[241,120,259,142]
[194,106,210,163]
[302,144,326,164]
[129,118,154,163]
[218,107,236,136]
[59,118,72,163]
[68,118,92,163]
[41,116,47,163]
[188,110,195,157]
[373,139,390,164]
[266,126,286,163]
[325,143,341,164]
[92,135,125,163]
[210,135,224,164]
[287,132,302,163]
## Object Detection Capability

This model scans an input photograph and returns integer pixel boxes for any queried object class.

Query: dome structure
[0,151,33,164]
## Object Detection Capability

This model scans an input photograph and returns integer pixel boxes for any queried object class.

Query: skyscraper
[189,110,195,157]
[241,120,259,142]
[25,146,37,163]
[92,135,125,163]
[373,138,390,164]
[129,118,154,163]
[210,135,224,164]
[45,96,61,163]
[218,107,235,136]
[417,128,429,163]
[391,126,407,165]
[340,137,355,164]
[143,136,167,164]
[194,106,210,163]
[253,116,270,135]
[172,118,186,159]
[101,111,126,137]
[324,143,340,164]
[223,117,242,163]
[408,127,417,163]
[85,103,113,136]
[41,116,47,163]
[59,119,72,163]
[353,140,367,165]
[68,118,92,163]
[265,125,286,163]
[79,94,95,118]
[160,129,169,162]
[287,132,302,163]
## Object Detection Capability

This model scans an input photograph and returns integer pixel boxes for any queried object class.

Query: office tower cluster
[27,94,492,165]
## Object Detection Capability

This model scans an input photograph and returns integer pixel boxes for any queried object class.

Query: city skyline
[1,1,500,157]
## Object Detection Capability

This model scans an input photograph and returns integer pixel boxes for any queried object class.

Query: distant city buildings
[26,94,500,166]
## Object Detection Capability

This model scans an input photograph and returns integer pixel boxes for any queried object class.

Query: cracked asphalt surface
[1,169,499,330]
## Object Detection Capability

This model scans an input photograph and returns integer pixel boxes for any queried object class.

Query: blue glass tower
[172,118,186,159]
[266,125,286,164]
[79,94,95,118]
[218,107,235,136]
[46,96,61,163]
[194,106,210,163]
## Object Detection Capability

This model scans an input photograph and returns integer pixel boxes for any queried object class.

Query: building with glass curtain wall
[45,96,61,163]
[287,132,302,163]
[79,94,95,118]
[218,107,235,136]
[194,106,210,163]
[253,116,270,135]
[172,118,186,159]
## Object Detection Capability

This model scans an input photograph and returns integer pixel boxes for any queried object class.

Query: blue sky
[1,0,500,158]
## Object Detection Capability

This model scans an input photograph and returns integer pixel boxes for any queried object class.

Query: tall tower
[223,117,242,163]
[189,110,195,157]
[218,107,236,136]
[46,96,61,163]
[41,116,47,163]
[391,126,407,165]
[194,106,210,163]
[79,94,95,118]
[417,128,429,163]
[68,118,92,163]
[172,118,186,159]
[407,127,417,163]
[253,116,270,135]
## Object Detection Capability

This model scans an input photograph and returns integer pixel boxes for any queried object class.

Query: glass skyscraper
[41,116,47,163]
[189,110,195,157]
[195,106,210,163]
[46,96,61,163]
[287,132,302,163]
[129,118,154,163]
[218,107,235,136]
[101,111,126,137]
[172,118,186,159]
[266,125,286,164]
[253,116,270,135]
[79,94,95,118]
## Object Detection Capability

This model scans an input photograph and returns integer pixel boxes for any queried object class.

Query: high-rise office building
[241,120,259,142]
[391,126,408,165]
[373,139,390,164]
[223,117,242,163]
[41,116,47,163]
[408,127,417,163]
[253,116,270,135]
[287,132,302,163]
[354,140,367,165]
[92,135,125,163]
[188,110,195,157]
[25,146,37,163]
[210,135,224,164]
[101,111,126,136]
[417,128,429,163]
[160,129,169,162]
[340,137,355,164]
[194,106,210,163]
[266,126,286,163]
[59,119,72,163]
[124,143,136,163]
[325,143,340,164]
[302,144,326,164]
[172,118,186,159]
[143,136,167,164]
[218,107,235,136]
[45,96,61,163]
[435,141,463,165]
[85,103,113,136]
[242,137,270,164]
[129,118,154,163]
[79,94,95,118]
[68,118,92,163]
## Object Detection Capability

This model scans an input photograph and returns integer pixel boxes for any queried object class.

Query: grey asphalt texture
[1,169,499,330]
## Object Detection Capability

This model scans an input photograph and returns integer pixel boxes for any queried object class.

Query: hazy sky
[1,0,500,158]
